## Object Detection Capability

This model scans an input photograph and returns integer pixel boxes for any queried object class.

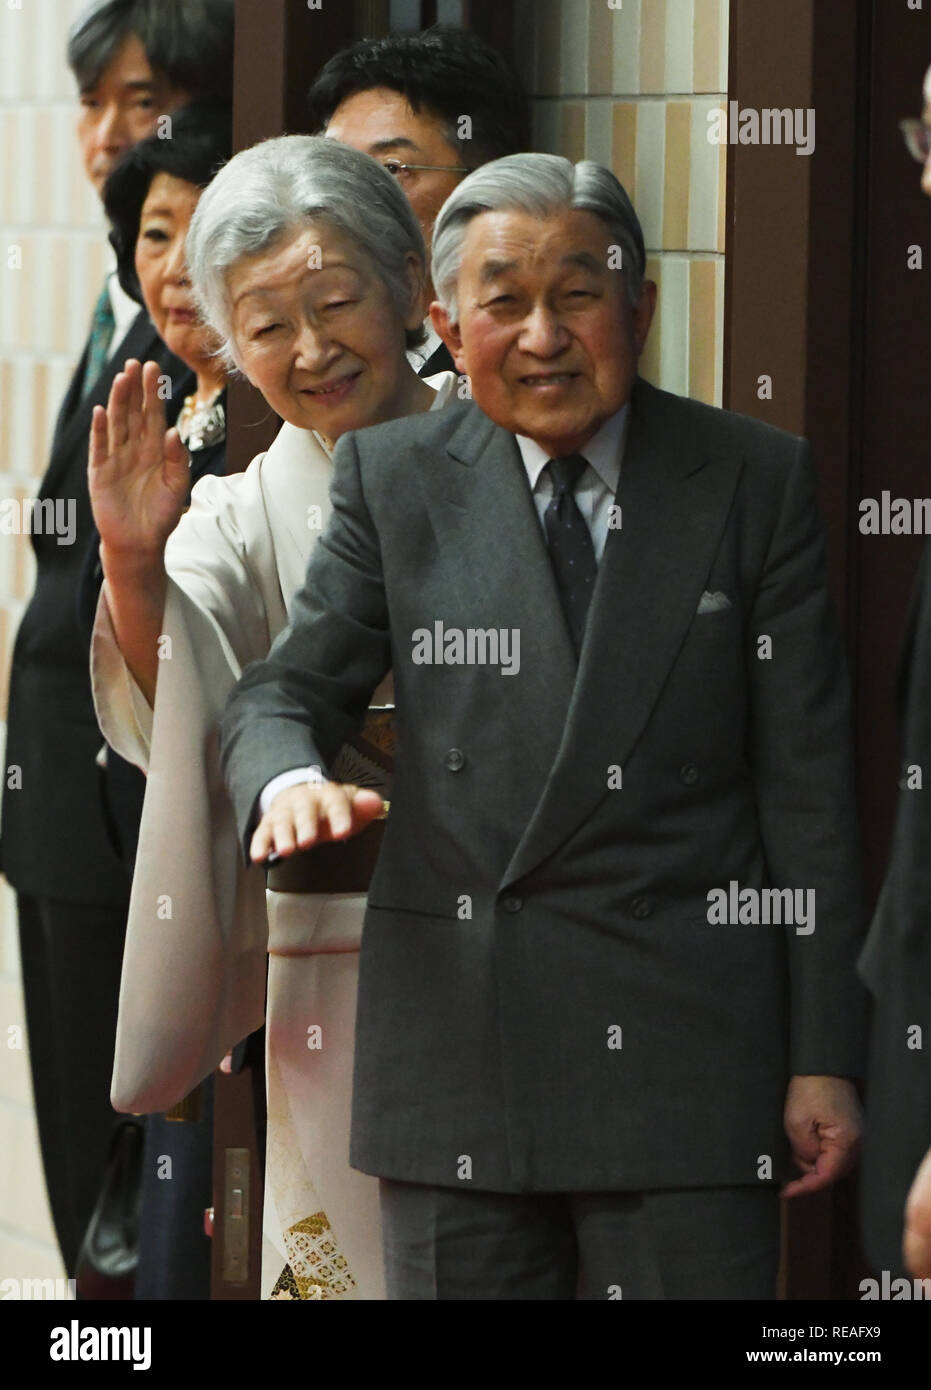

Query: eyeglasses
[900,117,931,163]
[379,159,469,180]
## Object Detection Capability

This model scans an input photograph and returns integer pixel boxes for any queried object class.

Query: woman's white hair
[186,134,427,366]
[431,153,646,321]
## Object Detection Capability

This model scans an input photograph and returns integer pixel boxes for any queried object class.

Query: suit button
[631,897,652,919]
[445,748,466,772]
[501,895,523,914]
[679,763,699,785]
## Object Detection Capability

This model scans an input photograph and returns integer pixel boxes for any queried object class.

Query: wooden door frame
[725,0,931,1298]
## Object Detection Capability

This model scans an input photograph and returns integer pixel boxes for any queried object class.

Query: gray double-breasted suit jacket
[221,376,867,1194]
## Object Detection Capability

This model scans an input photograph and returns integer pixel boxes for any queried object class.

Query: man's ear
[402,252,428,329]
[429,301,467,374]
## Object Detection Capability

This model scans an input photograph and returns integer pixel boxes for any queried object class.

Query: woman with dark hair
[85,104,233,872]
[104,104,232,490]
[89,105,233,1301]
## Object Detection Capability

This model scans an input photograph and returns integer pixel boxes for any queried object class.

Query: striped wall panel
[516,0,729,406]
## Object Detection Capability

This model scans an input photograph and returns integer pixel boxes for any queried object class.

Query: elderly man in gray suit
[220,154,867,1301]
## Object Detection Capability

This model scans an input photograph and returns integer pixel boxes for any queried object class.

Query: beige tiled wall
[0,0,104,1285]
[516,0,729,405]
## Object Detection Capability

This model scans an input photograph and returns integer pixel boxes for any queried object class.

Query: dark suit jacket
[220,377,867,1193]
[859,543,931,1274]
[0,308,191,903]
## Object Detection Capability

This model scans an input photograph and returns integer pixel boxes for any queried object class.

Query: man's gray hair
[432,153,646,321]
[186,134,427,366]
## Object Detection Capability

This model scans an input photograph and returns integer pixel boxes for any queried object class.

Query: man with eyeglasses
[860,61,931,1285]
[308,25,531,376]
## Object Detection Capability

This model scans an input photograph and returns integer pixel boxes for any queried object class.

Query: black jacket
[0,310,192,902]
[859,541,931,1274]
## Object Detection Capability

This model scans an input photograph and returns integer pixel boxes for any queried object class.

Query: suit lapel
[50,341,92,459]
[40,311,167,502]
[418,340,455,377]
[502,378,744,887]
[420,404,577,809]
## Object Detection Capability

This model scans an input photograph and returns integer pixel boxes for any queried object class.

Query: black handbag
[74,1116,144,1300]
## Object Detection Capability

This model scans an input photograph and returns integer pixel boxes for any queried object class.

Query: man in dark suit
[859,543,931,1283]
[220,154,867,1300]
[0,0,233,1281]
[858,63,931,1285]
[309,25,531,378]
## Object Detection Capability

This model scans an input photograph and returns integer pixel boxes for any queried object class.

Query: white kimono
[91,372,456,1299]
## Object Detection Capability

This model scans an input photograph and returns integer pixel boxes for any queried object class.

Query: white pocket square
[697,589,732,615]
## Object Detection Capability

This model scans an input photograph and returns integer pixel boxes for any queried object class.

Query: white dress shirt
[515,400,629,563]
[106,265,144,358]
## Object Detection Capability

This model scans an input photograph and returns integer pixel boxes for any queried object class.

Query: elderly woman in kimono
[88,135,456,1299]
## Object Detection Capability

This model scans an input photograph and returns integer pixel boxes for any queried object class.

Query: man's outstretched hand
[781,1074,862,1198]
[250,781,384,864]
[904,1142,931,1280]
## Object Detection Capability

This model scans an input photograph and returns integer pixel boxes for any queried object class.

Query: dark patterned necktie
[81,280,116,400]
[543,454,597,655]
